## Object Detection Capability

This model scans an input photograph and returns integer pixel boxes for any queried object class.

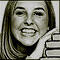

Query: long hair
[1,1,56,59]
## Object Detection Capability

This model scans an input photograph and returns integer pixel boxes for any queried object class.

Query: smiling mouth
[20,28,37,37]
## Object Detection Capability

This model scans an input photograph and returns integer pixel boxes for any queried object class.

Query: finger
[40,58,60,60]
[46,41,60,48]
[42,28,58,39]
[46,49,60,57]
[51,33,60,40]
[40,28,58,42]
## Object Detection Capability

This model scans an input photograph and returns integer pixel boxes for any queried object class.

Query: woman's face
[11,1,49,46]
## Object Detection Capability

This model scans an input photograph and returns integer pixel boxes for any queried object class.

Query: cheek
[39,20,48,28]
[34,16,48,30]
[11,15,25,28]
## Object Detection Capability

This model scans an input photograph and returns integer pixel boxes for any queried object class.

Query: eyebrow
[14,7,25,10]
[14,7,45,13]
[34,7,45,11]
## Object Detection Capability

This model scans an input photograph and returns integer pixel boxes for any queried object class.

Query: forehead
[15,1,47,11]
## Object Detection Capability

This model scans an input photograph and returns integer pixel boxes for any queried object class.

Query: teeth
[21,29,35,33]
[20,28,37,37]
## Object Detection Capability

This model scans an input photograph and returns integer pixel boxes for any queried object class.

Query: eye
[34,12,43,16]
[16,11,24,15]
[15,11,27,17]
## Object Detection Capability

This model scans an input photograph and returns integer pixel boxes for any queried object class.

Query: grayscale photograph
[0,0,59,60]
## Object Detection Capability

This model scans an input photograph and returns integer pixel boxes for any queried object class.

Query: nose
[24,16,34,26]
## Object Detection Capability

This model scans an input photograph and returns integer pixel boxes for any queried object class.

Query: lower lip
[21,32,36,37]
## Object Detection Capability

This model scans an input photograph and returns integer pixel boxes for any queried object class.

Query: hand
[45,33,60,57]
[26,28,58,59]
[41,32,60,60]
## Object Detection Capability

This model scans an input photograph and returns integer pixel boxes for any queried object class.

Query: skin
[11,1,49,46]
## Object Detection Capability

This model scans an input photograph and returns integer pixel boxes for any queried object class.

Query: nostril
[24,22,33,26]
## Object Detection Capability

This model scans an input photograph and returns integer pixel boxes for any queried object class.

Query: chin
[22,41,35,46]
[19,38,38,46]
[17,34,40,46]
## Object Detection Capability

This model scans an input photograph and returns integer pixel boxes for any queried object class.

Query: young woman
[0,1,57,59]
